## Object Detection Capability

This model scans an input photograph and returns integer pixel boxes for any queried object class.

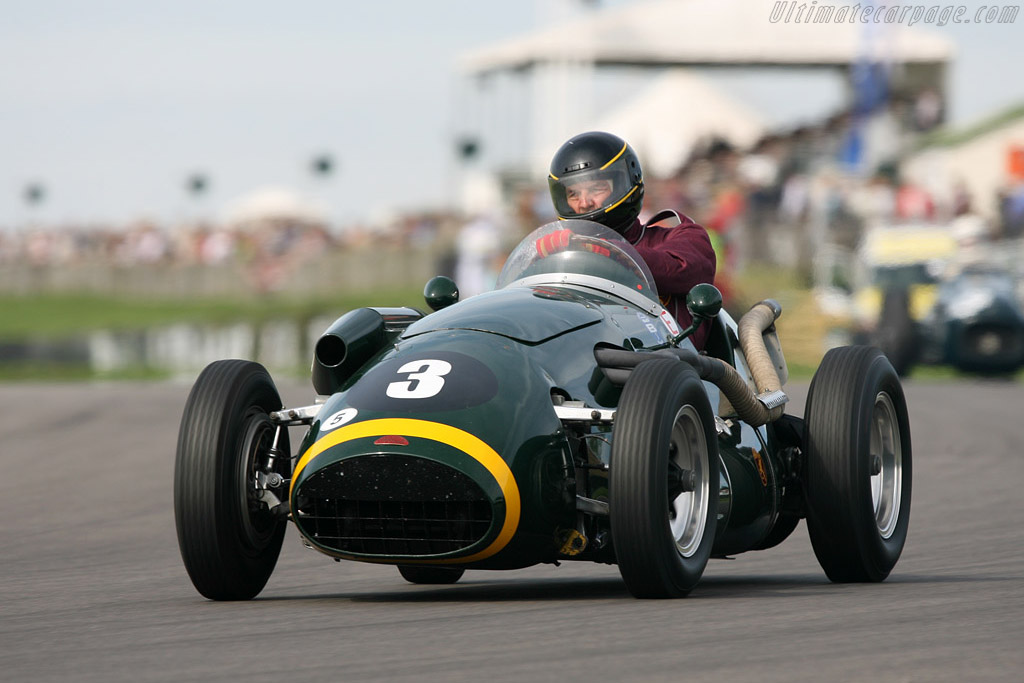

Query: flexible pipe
[594,300,787,426]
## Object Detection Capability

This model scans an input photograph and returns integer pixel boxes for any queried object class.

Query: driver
[545,131,717,348]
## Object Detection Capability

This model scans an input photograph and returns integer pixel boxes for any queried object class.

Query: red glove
[535,229,572,257]
[583,242,611,257]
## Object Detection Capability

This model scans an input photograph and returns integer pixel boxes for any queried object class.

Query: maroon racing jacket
[619,210,717,350]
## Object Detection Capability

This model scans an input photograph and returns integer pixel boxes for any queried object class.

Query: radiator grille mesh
[294,454,493,556]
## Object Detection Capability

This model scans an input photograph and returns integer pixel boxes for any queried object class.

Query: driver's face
[565,179,613,214]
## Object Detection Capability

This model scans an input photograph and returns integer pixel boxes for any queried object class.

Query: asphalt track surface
[2,377,1022,683]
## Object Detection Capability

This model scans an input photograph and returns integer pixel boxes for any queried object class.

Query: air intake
[294,454,493,557]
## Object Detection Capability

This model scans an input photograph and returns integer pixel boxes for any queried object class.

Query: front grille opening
[299,498,492,555]
[294,454,494,556]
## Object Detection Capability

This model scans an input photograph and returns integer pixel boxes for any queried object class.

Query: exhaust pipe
[312,307,423,395]
[595,300,789,426]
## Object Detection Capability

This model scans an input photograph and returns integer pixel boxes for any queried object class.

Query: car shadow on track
[260,576,631,603]
[254,571,994,603]
[256,574,855,603]
[688,572,1009,599]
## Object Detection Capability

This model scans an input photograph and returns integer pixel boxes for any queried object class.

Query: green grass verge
[5,282,1022,384]
[0,288,425,341]
[0,288,425,382]
[0,363,173,383]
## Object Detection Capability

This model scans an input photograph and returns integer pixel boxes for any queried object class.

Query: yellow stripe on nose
[291,418,521,564]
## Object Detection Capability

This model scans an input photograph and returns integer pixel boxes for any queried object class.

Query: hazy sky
[2,0,1022,229]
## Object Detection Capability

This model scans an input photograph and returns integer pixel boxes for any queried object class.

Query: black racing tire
[397,565,466,585]
[873,287,918,376]
[174,360,291,600]
[804,346,912,582]
[610,359,719,598]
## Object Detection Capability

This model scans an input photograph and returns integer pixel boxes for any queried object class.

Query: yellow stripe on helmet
[600,142,628,170]
[603,184,638,213]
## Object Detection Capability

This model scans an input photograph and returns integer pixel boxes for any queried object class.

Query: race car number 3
[346,350,497,412]
[386,359,452,399]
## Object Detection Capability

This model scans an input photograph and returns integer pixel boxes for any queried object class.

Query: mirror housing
[673,283,723,343]
[686,283,723,321]
[424,275,460,311]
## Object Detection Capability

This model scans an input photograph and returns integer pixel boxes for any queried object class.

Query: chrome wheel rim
[239,411,279,548]
[668,405,709,557]
[870,392,903,539]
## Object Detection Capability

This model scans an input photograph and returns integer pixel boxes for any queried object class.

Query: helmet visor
[548,158,637,219]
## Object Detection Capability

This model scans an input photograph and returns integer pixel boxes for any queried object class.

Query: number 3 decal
[386,359,452,399]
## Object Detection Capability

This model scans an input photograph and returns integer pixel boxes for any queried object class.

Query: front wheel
[610,360,719,598]
[174,360,291,600]
[804,346,912,582]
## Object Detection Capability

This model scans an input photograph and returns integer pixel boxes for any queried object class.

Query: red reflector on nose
[374,435,409,446]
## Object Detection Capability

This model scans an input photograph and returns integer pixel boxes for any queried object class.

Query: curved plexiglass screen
[496,220,658,304]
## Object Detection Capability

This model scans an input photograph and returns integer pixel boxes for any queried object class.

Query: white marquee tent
[455,0,955,192]
[461,0,954,74]
[594,68,768,177]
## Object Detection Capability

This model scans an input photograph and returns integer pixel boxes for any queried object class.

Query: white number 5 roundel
[386,359,452,399]
[321,408,358,431]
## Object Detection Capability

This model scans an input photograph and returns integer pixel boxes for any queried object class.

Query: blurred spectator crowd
[5,91,1024,299]
[502,93,1024,301]
[0,213,454,294]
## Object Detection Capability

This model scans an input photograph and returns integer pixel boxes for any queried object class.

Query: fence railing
[0,245,448,298]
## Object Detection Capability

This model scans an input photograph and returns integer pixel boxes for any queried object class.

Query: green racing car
[174,220,912,600]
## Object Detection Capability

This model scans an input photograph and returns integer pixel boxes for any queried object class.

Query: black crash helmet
[548,131,644,233]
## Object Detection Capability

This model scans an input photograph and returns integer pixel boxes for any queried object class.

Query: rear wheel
[610,360,718,598]
[804,346,912,582]
[174,360,291,600]
[397,565,465,585]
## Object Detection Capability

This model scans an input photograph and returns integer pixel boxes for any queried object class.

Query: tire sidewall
[610,360,719,597]
[863,356,912,573]
[228,405,287,558]
[662,371,718,589]
[215,366,288,569]
[805,347,912,581]
[174,360,288,600]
